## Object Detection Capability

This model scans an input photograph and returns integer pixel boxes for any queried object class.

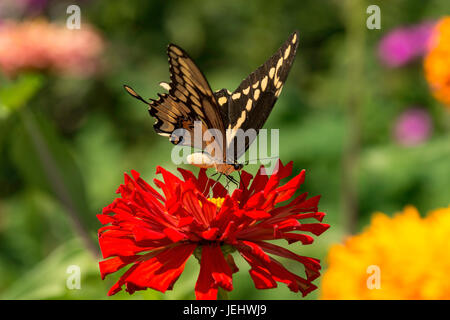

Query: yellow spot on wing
[233,110,247,132]
[276,81,283,89]
[275,86,283,97]
[159,82,171,91]
[261,76,268,91]
[276,57,283,71]
[269,67,275,79]
[232,92,241,100]
[284,45,291,59]
[253,89,260,100]
[274,57,284,86]
[252,81,260,89]
[243,86,250,95]
[292,33,297,44]
[218,96,227,106]
[245,99,253,111]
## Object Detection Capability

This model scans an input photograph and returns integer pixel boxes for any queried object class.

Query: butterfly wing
[124,44,226,151]
[221,31,300,162]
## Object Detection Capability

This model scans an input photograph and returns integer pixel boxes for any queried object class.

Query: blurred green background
[0,0,449,300]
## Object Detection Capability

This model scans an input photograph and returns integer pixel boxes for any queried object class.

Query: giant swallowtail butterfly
[124,31,299,177]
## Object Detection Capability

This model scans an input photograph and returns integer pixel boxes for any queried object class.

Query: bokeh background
[0,0,449,299]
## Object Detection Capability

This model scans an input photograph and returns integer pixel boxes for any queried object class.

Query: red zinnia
[98,160,329,299]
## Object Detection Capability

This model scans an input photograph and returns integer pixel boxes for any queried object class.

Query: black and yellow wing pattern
[215,31,299,162]
[124,31,299,165]
[124,44,225,149]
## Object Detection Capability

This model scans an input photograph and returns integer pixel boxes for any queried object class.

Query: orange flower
[320,206,450,299]
[424,17,450,108]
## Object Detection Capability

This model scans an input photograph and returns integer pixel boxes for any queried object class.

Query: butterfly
[124,31,299,180]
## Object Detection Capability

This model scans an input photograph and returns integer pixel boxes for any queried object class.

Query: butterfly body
[124,31,299,175]
[186,152,243,174]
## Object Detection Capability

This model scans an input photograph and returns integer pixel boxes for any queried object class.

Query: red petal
[182,190,208,227]
[108,244,196,295]
[284,233,315,245]
[249,266,277,289]
[295,223,330,236]
[208,246,233,291]
[225,254,239,274]
[274,170,305,203]
[195,244,233,299]
[255,241,322,281]
[195,252,217,300]
[133,226,167,241]
[239,170,253,190]
[244,210,271,220]
[97,214,114,225]
[236,241,317,296]
[163,227,187,242]
[99,255,139,280]
[244,192,266,209]
[99,235,153,258]
[201,228,219,240]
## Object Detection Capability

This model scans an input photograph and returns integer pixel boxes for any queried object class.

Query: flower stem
[217,287,229,300]
[340,0,366,234]
[18,107,99,257]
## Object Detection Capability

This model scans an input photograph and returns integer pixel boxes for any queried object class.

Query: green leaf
[0,73,45,115]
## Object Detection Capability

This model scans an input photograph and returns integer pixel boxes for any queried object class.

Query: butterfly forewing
[140,44,226,152]
[166,45,225,133]
[223,31,299,162]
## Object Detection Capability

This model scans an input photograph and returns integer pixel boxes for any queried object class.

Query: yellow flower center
[207,197,225,209]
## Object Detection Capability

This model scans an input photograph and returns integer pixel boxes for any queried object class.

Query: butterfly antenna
[123,85,149,105]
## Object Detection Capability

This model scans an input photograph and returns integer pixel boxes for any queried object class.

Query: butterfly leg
[224,176,231,190]
[209,173,223,197]
[203,171,218,194]
[229,175,239,186]
[204,171,219,195]
[224,174,238,189]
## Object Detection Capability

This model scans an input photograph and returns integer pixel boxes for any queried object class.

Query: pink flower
[394,108,432,146]
[0,19,104,77]
[378,21,436,68]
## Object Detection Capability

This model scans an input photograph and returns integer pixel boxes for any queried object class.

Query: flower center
[207,197,225,209]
